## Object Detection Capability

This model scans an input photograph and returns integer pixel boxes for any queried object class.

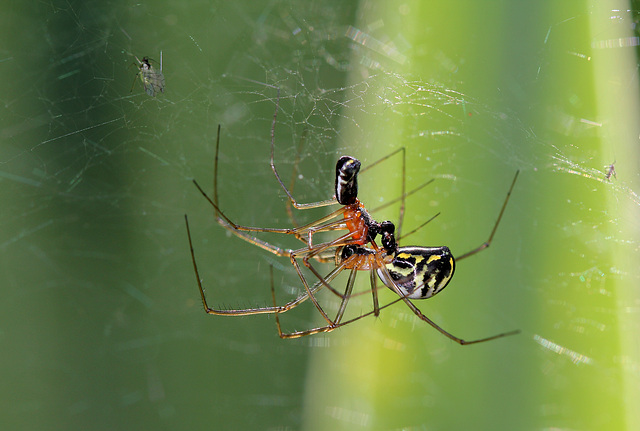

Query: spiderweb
[1,2,639,430]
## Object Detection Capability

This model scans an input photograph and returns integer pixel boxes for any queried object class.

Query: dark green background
[1,1,639,430]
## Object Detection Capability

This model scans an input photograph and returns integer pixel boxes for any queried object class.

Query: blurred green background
[1,1,639,430]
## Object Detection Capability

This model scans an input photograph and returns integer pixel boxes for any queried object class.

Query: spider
[270,170,520,343]
[130,53,165,97]
[185,89,519,344]
[186,124,422,328]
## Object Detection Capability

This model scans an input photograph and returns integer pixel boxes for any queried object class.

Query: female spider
[270,171,520,344]
[131,53,165,97]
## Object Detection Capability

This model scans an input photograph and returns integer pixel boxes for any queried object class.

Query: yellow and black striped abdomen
[377,246,455,299]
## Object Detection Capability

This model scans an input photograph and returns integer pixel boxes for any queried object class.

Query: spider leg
[266,87,338,211]
[288,255,333,325]
[186,214,284,315]
[203,123,364,248]
[186,214,347,316]
[333,268,357,323]
[193,177,348,250]
[212,124,221,219]
[397,212,440,243]
[292,229,370,299]
[374,257,519,345]
[359,147,406,236]
[340,289,517,344]
[285,231,365,325]
[272,257,361,338]
[213,216,293,257]
[285,128,309,226]
[186,189,372,323]
[370,268,380,317]
[274,245,388,338]
[274,294,408,338]
[272,254,404,338]
[210,120,341,246]
[456,170,519,261]
[272,244,519,342]
[369,178,433,215]
[273,240,395,338]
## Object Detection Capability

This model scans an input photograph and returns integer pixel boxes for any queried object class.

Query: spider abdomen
[378,246,455,299]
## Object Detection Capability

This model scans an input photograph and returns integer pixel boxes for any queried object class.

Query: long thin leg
[285,230,374,325]
[265,87,337,210]
[186,213,351,316]
[212,124,221,220]
[373,250,519,345]
[369,178,434,214]
[186,214,283,315]
[397,212,440,243]
[272,272,407,338]
[268,234,520,342]
[193,178,349,248]
[207,119,365,251]
[272,260,518,342]
[357,147,406,237]
[273,249,377,337]
[332,268,357,324]
[456,170,519,261]
[285,128,310,228]
[208,111,338,256]
[190,172,377,324]
[370,267,380,317]
[272,266,357,338]
[285,148,433,241]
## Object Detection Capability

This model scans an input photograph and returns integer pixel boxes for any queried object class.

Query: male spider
[185,88,519,344]
[186,125,412,329]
